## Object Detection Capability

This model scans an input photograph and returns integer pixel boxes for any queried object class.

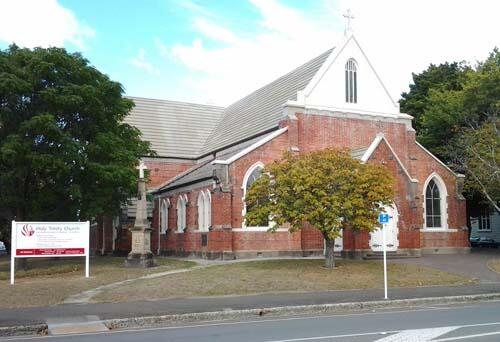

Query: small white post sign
[378,213,390,300]
[10,221,90,285]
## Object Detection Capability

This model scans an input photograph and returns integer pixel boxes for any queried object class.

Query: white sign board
[10,221,90,285]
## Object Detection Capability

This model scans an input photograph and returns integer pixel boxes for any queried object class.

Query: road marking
[0,305,459,341]
[433,330,500,341]
[374,327,458,341]
[1,311,500,341]
[264,323,500,342]
[265,330,400,342]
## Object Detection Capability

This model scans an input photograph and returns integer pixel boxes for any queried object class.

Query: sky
[0,0,499,106]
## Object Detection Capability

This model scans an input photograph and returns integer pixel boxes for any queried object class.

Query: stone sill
[421,228,458,233]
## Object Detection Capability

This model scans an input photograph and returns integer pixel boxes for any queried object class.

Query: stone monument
[125,161,155,268]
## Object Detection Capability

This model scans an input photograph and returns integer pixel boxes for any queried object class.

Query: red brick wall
[297,113,412,172]
[146,111,468,257]
[229,132,290,229]
[232,231,301,251]
[145,160,194,189]
[301,224,324,251]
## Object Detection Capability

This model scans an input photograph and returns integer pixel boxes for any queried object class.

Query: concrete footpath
[1,283,500,330]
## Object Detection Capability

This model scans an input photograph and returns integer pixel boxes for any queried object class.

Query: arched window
[345,58,357,103]
[197,191,206,231]
[242,162,267,228]
[204,191,211,230]
[423,174,448,229]
[197,190,212,232]
[160,198,169,234]
[176,195,187,232]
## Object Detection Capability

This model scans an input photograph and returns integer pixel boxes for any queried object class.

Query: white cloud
[192,18,238,44]
[130,48,160,75]
[0,0,94,49]
[155,38,169,59]
[176,0,215,18]
[166,0,500,106]
[169,0,339,105]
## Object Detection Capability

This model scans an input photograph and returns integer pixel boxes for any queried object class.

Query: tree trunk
[324,238,335,268]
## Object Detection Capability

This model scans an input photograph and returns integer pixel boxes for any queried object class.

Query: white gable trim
[212,127,288,165]
[302,33,398,109]
[362,133,418,183]
[361,134,384,163]
[415,142,457,176]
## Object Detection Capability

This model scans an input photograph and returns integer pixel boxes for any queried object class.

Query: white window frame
[345,58,358,104]
[478,206,492,232]
[422,173,449,231]
[197,190,211,232]
[204,190,211,231]
[160,198,169,234]
[241,161,270,230]
[197,191,205,231]
[176,194,187,232]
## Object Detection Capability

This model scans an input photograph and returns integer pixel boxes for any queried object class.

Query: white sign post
[10,221,90,285]
[378,213,390,300]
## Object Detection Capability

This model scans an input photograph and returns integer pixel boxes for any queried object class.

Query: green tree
[244,149,394,268]
[400,62,468,132]
[455,117,500,212]
[408,49,500,207]
[0,45,152,243]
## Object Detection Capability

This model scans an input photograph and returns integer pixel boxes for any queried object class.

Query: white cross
[137,161,148,179]
[343,9,354,34]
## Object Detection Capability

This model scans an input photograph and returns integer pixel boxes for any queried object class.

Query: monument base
[125,252,155,268]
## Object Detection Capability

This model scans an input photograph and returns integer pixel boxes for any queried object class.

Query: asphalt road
[2,283,500,327]
[2,301,500,341]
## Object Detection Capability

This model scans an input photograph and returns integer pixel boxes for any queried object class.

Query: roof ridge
[126,96,225,109]
[201,47,334,155]
[226,47,334,110]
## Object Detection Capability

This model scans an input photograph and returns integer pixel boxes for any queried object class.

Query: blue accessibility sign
[378,213,390,224]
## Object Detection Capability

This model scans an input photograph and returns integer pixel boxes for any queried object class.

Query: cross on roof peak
[343,9,354,36]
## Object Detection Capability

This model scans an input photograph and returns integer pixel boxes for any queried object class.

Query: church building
[96,32,470,258]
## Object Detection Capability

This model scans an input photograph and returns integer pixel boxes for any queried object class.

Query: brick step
[363,252,414,260]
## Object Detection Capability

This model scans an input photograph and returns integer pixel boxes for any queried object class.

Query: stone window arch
[160,198,169,234]
[345,58,358,103]
[423,173,448,229]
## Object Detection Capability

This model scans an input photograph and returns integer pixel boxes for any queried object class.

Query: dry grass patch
[94,259,474,303]
[0,256,195,308]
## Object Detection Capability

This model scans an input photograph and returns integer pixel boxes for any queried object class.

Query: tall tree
[401,49,500,209]
[0,45,152,242]
[245,149,394,268]
[400,62,468,132]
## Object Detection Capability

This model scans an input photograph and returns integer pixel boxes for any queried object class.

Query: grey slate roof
[159,160,214,190]
[125,97,224,158]
[159,131,279,191]
[351,147,368,160]
[202,48,334,154]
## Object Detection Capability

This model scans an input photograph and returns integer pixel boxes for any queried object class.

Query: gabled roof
[360,133,418,183]
[125,96,224,159]
[158,129,287,192]
[201,48,334,154]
